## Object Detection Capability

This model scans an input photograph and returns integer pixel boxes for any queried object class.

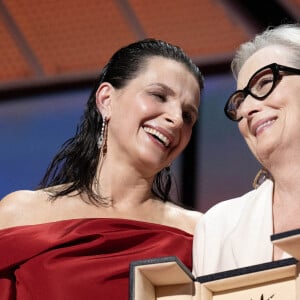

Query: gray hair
[231,23,300,79]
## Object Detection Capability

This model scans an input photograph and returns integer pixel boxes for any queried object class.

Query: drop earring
[97,116,107,150]
[252,167,272,188]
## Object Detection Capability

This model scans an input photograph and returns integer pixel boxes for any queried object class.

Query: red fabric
[0,218,193,300]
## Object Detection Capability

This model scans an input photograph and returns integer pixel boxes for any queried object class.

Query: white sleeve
[192,208,226,276]
[192,216,206,276]
[192,196,247,276]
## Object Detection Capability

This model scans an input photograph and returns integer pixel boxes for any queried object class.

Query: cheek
[238,121,248,137]
[237,122,258,156]
[288,88,300,112]
[130,96,158,121]
[139,98,159,115]
[180,127,193,147]
[271,79,298,107]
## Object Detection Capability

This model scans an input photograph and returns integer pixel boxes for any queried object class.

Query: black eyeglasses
[224,63,300,121]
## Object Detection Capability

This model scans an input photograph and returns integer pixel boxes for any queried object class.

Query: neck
[269,157,300,199]
[94,157,157,207]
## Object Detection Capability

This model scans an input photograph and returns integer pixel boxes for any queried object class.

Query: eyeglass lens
[250,68,274,97]
[227,66,275,120]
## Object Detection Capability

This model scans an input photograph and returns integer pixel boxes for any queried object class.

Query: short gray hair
[231,23,300,79]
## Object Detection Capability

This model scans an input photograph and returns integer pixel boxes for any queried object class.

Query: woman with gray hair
[193,23,300,276]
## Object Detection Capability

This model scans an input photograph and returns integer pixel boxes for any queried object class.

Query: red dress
[0,218,193,300]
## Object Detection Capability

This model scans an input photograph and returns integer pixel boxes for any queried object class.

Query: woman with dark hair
[0,38,203,299]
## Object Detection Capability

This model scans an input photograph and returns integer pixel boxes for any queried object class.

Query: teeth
[256,120,275,134]
[143,127,171,147]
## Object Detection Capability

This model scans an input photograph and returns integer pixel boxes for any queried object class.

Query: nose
[239,95,262,119]
[164,107,183,128]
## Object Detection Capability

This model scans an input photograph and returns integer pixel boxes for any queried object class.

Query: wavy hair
[232,23,300,79]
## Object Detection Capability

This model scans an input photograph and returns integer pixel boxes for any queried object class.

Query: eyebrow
[148,83,175,95]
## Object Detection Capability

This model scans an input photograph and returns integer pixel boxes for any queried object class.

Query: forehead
[141,56,196,81]
[134,56,200,99]
[237,45,290,88]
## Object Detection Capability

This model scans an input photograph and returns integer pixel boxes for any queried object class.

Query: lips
[143,126,171,147]
[252,117,276,136]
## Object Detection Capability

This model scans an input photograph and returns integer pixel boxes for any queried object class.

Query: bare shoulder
[164,202,203,234]
[0,190,47,230]
[0,190,37,210]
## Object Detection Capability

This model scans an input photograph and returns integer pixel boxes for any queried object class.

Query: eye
[257,76,273,88]
[250,70,274,95]
[152,92,166,102]
[182,111,195,124]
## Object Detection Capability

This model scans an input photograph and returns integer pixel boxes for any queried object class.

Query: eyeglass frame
[224,63,300,122]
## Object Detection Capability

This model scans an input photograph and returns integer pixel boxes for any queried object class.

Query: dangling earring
[97,116,107,151]
[252,167,272,189]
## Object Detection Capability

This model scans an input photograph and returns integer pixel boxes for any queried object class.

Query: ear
[95,82,113,120]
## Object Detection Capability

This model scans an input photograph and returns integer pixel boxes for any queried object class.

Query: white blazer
[193,179,290,276]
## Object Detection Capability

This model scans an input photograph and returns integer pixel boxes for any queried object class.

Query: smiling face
[237,45,300,165]
[98,56,200,174]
